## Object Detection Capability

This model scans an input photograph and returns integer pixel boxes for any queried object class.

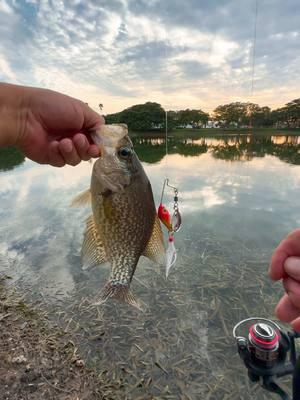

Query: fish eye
[118,147,132,159]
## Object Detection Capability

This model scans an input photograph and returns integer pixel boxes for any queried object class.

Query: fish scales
[92,163,156,287]
[72,124,165,309]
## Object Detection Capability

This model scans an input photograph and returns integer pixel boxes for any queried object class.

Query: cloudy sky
[0,0,299,114]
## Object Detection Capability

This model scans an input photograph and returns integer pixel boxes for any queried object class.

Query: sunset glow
[0,0,299,114]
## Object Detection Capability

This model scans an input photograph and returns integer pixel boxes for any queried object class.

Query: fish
[72,124,165,309]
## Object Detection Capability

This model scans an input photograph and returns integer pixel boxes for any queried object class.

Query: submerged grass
[1,229,291,399]
[0,275,121,400]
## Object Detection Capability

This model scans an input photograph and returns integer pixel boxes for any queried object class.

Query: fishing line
[251,0,258,98]
[158,114,182,277]
[237,0,259,286]
[157,43,182,277]
[165,110,168,176]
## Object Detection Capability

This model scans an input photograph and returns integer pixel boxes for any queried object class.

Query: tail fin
[93,282,143,310]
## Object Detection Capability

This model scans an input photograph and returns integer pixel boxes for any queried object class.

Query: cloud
[0,0,299,113]
[0,0,12,13]
[0,58,18,81]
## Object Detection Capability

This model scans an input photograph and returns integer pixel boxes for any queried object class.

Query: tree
[105,102,166,131]
[286,99,300,127]
[274,99,300,128]
[212,102,277,128]
[105,111,122,124]
[105,98,300,131]
[176,109,209,127]
[164,111,177,131]
[213,102,257,128]
[252,106,275,127]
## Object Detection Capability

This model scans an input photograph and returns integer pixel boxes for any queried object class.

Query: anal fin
[143,215,166,266]
[81,215,107,270]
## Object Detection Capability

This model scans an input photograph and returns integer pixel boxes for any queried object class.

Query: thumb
[284,257,300,281]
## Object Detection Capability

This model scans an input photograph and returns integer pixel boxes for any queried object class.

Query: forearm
[0,83,28,147]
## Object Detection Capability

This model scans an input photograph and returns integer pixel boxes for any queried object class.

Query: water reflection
[132,135,300,165]
[1,135,300,398]
[0,146,25,171]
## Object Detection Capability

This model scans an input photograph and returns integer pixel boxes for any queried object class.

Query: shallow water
[1,134,300,399]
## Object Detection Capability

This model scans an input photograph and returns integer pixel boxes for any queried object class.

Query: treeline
[104,99,300,130]
[105,102,209,130]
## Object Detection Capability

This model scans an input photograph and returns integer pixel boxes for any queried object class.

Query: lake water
[1,134,300,399]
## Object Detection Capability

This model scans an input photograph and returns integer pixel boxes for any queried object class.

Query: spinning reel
[233,317,300,400]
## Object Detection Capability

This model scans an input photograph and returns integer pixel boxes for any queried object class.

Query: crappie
[72,124,165,309]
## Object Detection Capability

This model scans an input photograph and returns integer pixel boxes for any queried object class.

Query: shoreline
[0,276,117,400]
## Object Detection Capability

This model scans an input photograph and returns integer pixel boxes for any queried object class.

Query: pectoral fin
[81,215,107,270]
[70,189,91,207]
[143,215,166,265]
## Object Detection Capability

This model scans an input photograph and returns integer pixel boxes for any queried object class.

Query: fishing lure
[158,178,182,278]
[165,233,177,278]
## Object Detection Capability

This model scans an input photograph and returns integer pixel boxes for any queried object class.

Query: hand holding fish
[0,83,104,167]
[269,229,300,331]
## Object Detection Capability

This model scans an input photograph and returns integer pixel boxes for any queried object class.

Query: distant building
[151,123,164,129]
[205,120,219,128]
[177,124,194,129]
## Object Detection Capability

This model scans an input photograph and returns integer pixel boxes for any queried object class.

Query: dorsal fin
[81,215,107,270]
[70,189,91,207]
[143,215,165,266]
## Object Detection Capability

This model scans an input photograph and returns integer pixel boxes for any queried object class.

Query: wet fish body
[72,124,164,308]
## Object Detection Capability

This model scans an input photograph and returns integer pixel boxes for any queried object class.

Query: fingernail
[284,257,300,275]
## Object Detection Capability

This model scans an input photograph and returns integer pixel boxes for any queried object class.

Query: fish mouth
[90,132,105,156]
[91,124,128,151]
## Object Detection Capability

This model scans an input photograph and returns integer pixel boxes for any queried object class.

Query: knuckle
[70,159,80,166]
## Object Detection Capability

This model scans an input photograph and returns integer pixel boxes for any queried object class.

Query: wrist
[0,83,29,148]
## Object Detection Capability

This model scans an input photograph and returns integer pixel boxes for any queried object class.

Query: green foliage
[213,102,254,128]
[273,99,300,128]
[105,98,300,132]
[254,107,275,127]
[213,102,280,128]
[105,103,209,131]
[105,102,165,131]
[175,109,209,127]
[0,146,25,171]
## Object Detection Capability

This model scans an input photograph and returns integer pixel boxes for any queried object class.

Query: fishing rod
[233,317,300,399]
